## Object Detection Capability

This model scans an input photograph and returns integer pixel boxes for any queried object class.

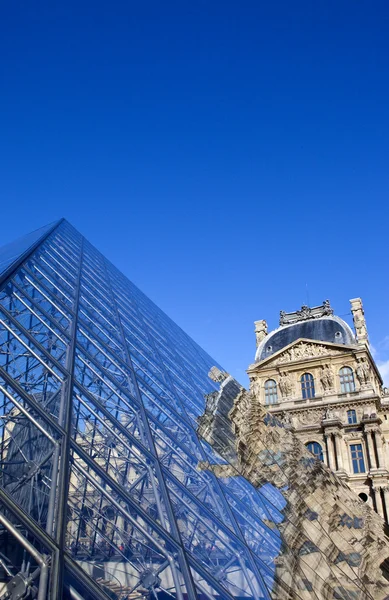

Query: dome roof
[255,315,356,362]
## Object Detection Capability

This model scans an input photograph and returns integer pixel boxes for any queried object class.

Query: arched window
[301,373,315,399]
[306,441,323,462]
[264,379,278,405]
[347,409,357,424]
[339,367,355,393]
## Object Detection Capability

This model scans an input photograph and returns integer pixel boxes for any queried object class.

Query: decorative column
[333,432,344,471]
[325,433,336,471]
[365,430,377,470]
[374,486,385,518]
[373,429,385,469]
[340,437,351,473]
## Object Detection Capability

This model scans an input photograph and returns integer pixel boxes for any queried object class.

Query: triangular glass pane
[0,221,58,278]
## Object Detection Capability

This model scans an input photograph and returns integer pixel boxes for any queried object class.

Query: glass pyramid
[0,219,386,600]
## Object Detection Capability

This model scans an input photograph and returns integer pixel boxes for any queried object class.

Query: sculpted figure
[293,345,303,359]
[297,305,312,320]
[279,371,294,398]
[323,299,334,316]
[281,411,292,425]
[320,364,334,392]
[354,312,367,338]
[250,377,261,399]
[254,320,268,347]
[323,406,335,420]
[356,358,371,386]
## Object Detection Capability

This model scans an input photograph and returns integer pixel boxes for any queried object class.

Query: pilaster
[365,430,378,470]
[333,431,347,476]
[374,429,386,469]
[324,432,336,471]
[373,485,385,518]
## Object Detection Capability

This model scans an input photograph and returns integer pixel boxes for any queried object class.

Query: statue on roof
[279,300,334,326]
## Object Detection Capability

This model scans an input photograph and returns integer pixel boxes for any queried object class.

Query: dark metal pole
[50,236,84,600]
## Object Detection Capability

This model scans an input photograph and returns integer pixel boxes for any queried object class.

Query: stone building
[197,366,389,600]
[248,298,389,520]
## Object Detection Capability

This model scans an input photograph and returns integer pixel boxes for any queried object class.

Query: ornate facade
[248,298,389,521]
[197,366,389,600]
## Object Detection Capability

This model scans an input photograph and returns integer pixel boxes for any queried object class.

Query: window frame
[264,378,278,405]
[347,409,357,424]
[349,443,366,474]
[339,366,356,394]
[301,372,315,399]
[306,441,324,462]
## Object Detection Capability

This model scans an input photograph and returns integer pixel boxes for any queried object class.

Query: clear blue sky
[1,1,388,384]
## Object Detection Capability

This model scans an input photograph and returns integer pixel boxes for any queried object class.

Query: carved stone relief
[355,357,371,387]
[273,342,344,365]
[296,409,322,426]
[323,407,338,420]
[254,320,268,347]
[279,371,294,398]
[350,298,369,344]
[249,376,261,399]
[344,432,363,441]
[320,363,334,394]
[279,300,334,326]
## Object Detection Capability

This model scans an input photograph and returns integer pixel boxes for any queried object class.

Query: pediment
[253,338,355,369]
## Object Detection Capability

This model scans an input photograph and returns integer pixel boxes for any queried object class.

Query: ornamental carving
[279,300,334,326]
[355,357,371,387]
[279,371,294,398]
[350,298,368,343]
[323,407,337,420]
[344,432,363,440]
[274,342,344,364]
[320,363,334,393]
[296,410,322,426]
[254,320,268,347]
[249,376,261,399]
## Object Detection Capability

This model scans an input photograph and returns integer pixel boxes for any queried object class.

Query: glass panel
[0,219,383,599]
[301,373,315,399]
[340,367,356,393]
[350,444,366,473]
[0,221,57,277]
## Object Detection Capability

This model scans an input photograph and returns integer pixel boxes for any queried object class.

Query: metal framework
[0,220,289,599]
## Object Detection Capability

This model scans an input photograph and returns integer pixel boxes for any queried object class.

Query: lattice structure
[0,220,285,600]
[3,220,386,600]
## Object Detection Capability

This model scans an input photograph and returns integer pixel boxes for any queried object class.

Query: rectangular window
[350,444,365,474]
[347,410,357,424]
